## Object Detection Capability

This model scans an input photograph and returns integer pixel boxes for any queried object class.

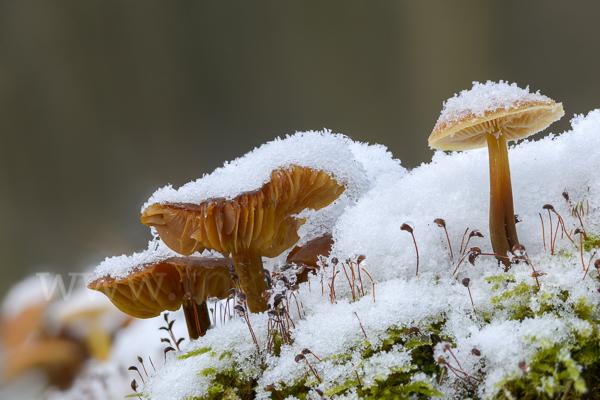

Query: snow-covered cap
[88,256,233,319]
[141,165,346,259]
[428,81,564,151]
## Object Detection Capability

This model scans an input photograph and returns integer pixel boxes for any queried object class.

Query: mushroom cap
[286,233,334,284]
[286,233,334,267]
[3,338,85,387]
[142,165,345,258]
[87,256,232,319]
[428,81,564,151]
[1,303,47,349]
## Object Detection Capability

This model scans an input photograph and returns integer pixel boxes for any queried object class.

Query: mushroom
[0,277,86,389]
[428,81,563,269]
[3,338,85,389]
[88,255,233,340]
[142,165,345,312]
[285,233,334,284]
[50,289,132,361]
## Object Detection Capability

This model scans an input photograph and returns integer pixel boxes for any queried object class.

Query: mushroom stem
[487,132,519,271]
[182,300,210,340]
[232,246,269,313]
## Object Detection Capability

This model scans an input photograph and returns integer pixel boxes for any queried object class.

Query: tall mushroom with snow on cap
[88,242,233,340]
[141,131,368,313]
[428,81,563,270]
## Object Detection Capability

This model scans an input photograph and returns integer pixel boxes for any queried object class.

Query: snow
[89,237,181,282]
[433,80,556,129]
[5,101,600,399]
[142,130,373,212]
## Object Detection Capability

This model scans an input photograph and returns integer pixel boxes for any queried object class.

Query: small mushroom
[286,233,334,283]
[428,81,563,269]
[88,255,233,340]
[0,277,86,389]
[52,293,129,361]
[3,338,85,389]
[142,166,345,312]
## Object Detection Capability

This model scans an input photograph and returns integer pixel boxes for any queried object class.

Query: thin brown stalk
[354,312,368,339]
[356,261,364,297]
[540,213,546,251]
[553,210,575,243]
[328,270,339,304]
[580,234,585,271]
[360,268,375,302]
[342,263,356,301]
[459,228,469,255]
[582,252,598,280]
[452,253,470,277]
[352,362,363,391]
[244,314,261,356]
[547,209,554,254]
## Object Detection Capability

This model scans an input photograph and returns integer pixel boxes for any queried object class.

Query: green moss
[491,282,538,304]
[167,234,600,400]
[179,346,212,360]
[493,328,600,400]
[336,366,443,400]
[201,368,256,400]
[573,298,595,322]
[485,274,516,284]
[583,233,600,252]
[199,368,219,377]
[321,367,443,400]
[266,378,308,400]
[324,379,361,396]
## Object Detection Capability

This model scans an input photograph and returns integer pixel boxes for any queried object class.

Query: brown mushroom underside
[88,257,232,339]
[141,166,345,313]
[286,233,334,284]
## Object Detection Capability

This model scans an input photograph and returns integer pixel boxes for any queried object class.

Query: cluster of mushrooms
[89,166,344,339]
[89,82,564,340]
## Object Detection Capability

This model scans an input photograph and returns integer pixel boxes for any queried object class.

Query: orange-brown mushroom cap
[87,256,232,319]
[4,338,85,389]
[287,233,334,267]
[141,166,345,312]
[429,98,564,151]
[286,233,334,284]
[142,166,344,258]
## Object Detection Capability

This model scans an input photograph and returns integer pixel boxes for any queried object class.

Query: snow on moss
[130,110,600,399]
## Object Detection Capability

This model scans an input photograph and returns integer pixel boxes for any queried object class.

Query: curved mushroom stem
[232,246,269,313]
[487,132,519,271]
[182,300,210,340]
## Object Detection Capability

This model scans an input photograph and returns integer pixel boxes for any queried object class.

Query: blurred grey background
[1,1,599,299]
